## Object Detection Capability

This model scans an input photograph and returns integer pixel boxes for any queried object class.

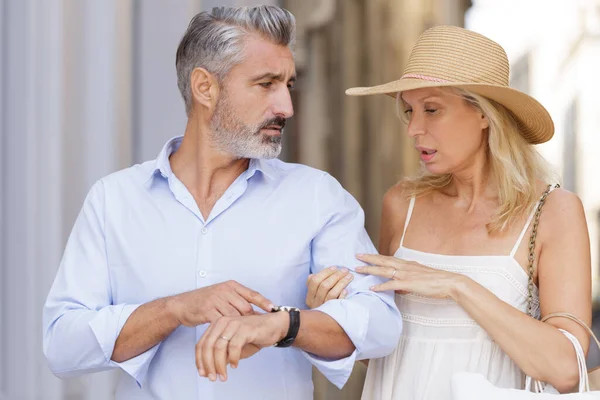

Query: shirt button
[199,270,207,278]
[201,227,208,235]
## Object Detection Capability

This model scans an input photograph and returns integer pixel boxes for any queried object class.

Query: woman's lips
[420,151,436,162]
[416,146,437,162]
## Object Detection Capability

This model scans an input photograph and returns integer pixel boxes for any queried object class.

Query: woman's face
[401,87,490,175]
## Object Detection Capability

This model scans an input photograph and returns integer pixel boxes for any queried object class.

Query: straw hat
[346,25,554,144]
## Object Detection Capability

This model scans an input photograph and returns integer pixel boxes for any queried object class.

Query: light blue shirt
[43,136,402,400]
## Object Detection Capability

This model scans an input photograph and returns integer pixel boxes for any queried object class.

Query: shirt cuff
[88,304,160,387]
[302,298,369,388]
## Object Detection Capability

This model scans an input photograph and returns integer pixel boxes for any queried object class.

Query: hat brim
[346,79,554,144]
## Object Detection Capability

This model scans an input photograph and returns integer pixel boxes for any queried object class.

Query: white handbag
[451,185,600,398]
[451,323,600,398]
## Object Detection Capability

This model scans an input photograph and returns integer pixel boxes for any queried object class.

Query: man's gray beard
[210,95,282,159]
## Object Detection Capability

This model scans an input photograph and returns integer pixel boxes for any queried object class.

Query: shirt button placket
[197,225,211,285]
[195,223,212,362]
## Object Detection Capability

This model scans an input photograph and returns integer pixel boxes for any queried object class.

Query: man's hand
[168,281,274,327]
[195,312,289,382]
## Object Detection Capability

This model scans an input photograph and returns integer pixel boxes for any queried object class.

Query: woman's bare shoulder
[538,186,588,243]
[382,181,413,221]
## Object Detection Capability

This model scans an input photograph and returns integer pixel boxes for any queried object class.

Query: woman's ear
[480,112,490,130]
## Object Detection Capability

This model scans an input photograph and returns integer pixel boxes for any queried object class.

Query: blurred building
[1,0,598,399]
[283,0,470,244]
[467,0,600,375]
[0,1,211,398]
[283,1,470,398]
[468,0,600,301]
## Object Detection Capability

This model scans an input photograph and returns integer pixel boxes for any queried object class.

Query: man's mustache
[259,117,286,131]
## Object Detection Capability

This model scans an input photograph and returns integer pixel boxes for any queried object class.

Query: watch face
[272,306,299,313]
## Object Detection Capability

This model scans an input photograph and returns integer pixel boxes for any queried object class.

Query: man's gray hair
[176,5,296,115]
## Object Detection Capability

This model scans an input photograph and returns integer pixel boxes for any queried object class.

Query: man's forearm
[111,297,180,363]
[293,310,355,359]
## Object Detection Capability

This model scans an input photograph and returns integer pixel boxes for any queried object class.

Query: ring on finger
[220,336,230,342]
[390,269,397,279]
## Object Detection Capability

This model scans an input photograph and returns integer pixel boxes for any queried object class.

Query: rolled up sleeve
[303,173,402,388]
[43,180,159,387]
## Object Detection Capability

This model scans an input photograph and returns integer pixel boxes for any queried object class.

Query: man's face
[210,34,296,159]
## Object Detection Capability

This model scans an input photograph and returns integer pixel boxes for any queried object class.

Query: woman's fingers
[325,271,354,301]
[370,280,405,292]
[355,265,399,279]
[307,266,338,299]
[356,253,397,267]
[316,268,351,302]
[306,267,354,308]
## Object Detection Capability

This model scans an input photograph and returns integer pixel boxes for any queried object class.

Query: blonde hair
[398,88,556,233]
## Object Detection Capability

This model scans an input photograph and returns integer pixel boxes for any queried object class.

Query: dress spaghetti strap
[509,184,559,257]
[399,196,416,248]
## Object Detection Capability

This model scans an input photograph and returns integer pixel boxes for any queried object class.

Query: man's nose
[272,86,294,119]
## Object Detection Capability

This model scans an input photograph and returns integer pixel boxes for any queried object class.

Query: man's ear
[190,67,220,111]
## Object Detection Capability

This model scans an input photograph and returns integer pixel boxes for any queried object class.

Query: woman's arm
[359,188,592,392]
[459,189,591,392]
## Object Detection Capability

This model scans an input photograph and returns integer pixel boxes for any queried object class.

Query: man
[43,5,401,399]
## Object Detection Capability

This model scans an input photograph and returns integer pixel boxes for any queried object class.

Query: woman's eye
[425,109,438,114]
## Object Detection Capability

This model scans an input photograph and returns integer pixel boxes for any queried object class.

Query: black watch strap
[271,306,300,348]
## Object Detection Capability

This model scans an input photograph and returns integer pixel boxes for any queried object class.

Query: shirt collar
[145,136,277,187]
[247,158,276,180]
[144,136,182,187]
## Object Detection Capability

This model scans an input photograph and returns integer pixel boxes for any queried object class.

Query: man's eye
[259,82,273,88]
[404,109,413,115]
[287,84,295,91]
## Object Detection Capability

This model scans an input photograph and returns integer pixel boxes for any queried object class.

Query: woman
[306,26,592,399]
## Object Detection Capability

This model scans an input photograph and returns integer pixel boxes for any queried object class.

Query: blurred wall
[0,0,470,398]
[467,0,600,369]
[282,1,470,398]
[285,0,470,245]
[468,0,600,300]
[2,0,305,398]
[0,0,201,398]
[6,1,596,400]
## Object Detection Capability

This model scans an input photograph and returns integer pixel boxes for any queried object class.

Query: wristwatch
[271,306,301,348]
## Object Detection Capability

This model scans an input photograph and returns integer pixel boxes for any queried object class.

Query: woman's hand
[355,254,462,298]
[305,266,354,309]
